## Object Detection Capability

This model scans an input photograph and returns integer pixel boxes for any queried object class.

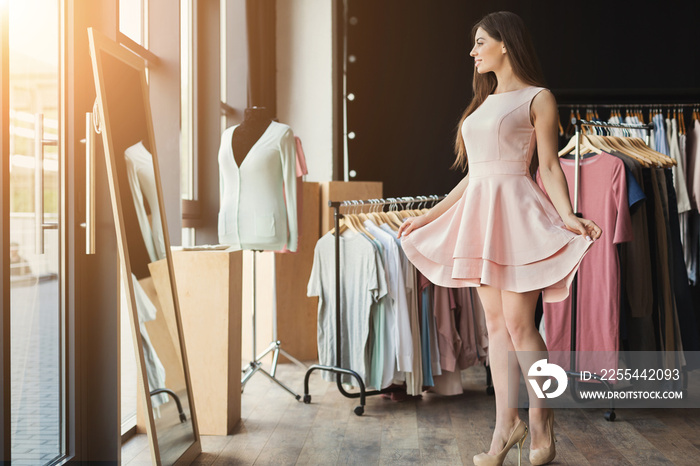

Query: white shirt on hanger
[666,117,692,213]
[218,121,298,251]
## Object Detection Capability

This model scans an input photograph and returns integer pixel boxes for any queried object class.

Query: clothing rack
[565,118,654,421]
[559,103,700,108]
[302,195,449,415]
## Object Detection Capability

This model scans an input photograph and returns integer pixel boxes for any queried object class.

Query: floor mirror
[87,27,201,465]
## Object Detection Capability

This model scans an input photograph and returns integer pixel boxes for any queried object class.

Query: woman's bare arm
[426,171,470,222]
[398,171,470,237]
[533,90,602,240]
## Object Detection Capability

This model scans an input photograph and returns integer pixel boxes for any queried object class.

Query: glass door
[8,0,64,464]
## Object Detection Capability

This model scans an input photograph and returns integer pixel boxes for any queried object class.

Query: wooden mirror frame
[87,27,201,465]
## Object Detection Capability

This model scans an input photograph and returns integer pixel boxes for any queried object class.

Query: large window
[7,0,64,463]
[119,0,146,47]
[180,0,195,247]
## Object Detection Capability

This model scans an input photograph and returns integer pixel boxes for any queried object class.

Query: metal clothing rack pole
[565,118,654,422]
[302,195,447,415]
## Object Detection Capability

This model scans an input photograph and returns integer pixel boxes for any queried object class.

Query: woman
[397,11,603,466]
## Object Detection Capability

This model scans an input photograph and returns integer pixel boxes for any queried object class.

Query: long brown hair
[452,11,547,172]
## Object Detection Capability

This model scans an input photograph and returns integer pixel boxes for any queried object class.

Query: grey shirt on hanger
[307,231,387,385]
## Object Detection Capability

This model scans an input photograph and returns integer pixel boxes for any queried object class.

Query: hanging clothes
[308,203,489,395]
[364,234,390,391]
[666,117,692,279]
[378,222,416,374]
[307,231,387,386]
[686,120,700,283]
[432,286,461,373]
[608,151,655,351]
[688,120,700,207]
[663,169,700,355]
[365,220,413,380]
[537,152,633,374]
[653,113,670,156]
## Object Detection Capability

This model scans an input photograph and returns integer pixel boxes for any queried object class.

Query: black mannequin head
[243,106,272,124]
[231,107,274,165]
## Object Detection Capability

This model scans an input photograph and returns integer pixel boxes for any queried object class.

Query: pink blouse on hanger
[277,136,308,254]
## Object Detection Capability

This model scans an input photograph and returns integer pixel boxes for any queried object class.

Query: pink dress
[400,86,594,303]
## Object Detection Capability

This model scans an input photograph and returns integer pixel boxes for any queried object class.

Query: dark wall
[343,0,700,198]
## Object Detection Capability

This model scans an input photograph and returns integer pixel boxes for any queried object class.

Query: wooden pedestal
[167,249,243,435]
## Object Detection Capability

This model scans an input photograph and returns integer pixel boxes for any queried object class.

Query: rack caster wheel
[354,405,364,416]
[604,410,616,422]
[486,386,495,396]
[303,394,311,404]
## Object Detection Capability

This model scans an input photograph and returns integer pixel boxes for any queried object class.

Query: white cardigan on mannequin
[218,121,298,252]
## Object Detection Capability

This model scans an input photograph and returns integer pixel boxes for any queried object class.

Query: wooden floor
[122,362,700,465]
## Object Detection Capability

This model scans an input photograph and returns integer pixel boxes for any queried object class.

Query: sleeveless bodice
[462,87,543,178]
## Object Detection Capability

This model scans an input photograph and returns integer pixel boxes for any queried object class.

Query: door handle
[34,113,58,255]
[84,112,96,255]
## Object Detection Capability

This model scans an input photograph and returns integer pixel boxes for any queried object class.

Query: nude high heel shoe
[529,410,556,465]
[473,419,528,466]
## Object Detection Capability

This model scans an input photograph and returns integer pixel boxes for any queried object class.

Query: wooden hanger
[410,197,428,216]
[558,116,564,137]
[612,133,671,167]
[558,133,601,157]
[369,200,401,231]
[586,134,615,153]
[380,211,402,231]
[564,108,576,136]
[383,200,405,229]
[679,108,686,135]
[348,202,377,240]
[329,202,375,240]
[329,216,350,236]
[365,201,387,227]
[347,213,375,240]
[603,136,653,167]
[627,137,675,167]
[387,210,404,228]
[357,210,370,224]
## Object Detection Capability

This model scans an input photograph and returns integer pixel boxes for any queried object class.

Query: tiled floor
[122,361,700,465]
[11,277,61,465]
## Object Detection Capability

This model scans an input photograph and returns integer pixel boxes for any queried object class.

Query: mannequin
[221,106,302,399]
[231,106,273,167]
[218,107,298,252]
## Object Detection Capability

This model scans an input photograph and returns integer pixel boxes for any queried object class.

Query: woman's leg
[475,284,522,455]
[500,289,552,450]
